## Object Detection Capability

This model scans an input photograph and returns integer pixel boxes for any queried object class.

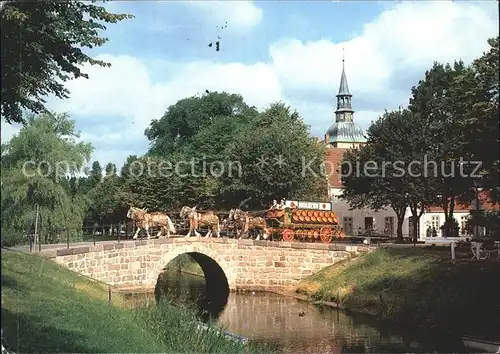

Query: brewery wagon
[264,200,344,243]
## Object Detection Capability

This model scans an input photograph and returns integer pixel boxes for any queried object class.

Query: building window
[364,217,373,231]
[384,217,394,236]
[428,215,440,237]
[343,217,353,235]
[460,216,468,235]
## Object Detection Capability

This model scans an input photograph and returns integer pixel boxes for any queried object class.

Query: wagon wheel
[282,228,294,241]
[320,227,333,244]
[311,229,320,242]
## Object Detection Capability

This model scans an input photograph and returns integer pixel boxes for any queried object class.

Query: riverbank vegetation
[296,247,500,338]
[1,251,269,353]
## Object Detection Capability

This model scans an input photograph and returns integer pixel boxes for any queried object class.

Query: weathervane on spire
[342,47,345,63]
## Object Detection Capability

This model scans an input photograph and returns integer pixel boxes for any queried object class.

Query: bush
[0,226,27,247]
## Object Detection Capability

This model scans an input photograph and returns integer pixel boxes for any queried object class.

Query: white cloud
[1,121,21,142]
[270,0,497,101]
[184,1,263,34]
[1,0,497,169]
[52,55,283,132]
[39,54,284,168]
[268,0,497,141]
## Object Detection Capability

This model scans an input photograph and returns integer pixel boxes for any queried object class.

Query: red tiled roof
[324,148,348,188]
[426,191,499,212]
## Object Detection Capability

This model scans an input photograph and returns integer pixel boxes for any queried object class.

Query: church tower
[325,57,366,148]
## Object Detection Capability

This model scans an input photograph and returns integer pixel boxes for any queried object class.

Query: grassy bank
[296,247,500,337]
[166,253,205,277]
[1,250,268,353]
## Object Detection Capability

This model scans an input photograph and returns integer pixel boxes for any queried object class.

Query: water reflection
[124,271,469,353]
[153,269,227,322]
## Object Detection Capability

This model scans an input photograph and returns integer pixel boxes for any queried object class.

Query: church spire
[337,55,351,96]
[335,52,353,122]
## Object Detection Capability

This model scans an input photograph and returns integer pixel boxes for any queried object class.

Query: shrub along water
[1,250,270,353]
[296,247,500,337]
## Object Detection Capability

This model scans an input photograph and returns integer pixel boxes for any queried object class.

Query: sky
[1,0,498,170]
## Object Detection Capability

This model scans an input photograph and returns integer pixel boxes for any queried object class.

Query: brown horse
[226,208,242,238]
[148,211,176,238]
[179,205,220,237]
[233,208,269,240]
[126,207,176,239]
[126,206,152,239]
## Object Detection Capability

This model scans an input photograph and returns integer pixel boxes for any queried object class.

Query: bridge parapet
[44,237,374,292]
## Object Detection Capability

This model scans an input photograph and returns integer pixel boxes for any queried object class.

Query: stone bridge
[40,237,373,300]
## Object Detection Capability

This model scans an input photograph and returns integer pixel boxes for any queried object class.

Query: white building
[419,192,498,240]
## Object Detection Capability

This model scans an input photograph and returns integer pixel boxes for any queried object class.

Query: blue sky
[2,0,498,169]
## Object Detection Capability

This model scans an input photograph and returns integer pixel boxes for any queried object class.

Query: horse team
[126,206,269,240]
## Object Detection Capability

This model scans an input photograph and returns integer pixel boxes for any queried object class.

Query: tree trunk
[442,195,449,219]
[409,203,425,245]
[449,196,455,221]
[441,195,457,237]
[392,205,407,242]
[396,217,404,241]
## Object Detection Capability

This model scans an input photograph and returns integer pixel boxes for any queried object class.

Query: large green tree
[409,60,477,236]
[467,37,499,201]
[222,102,328,210]
[87,163,124,227]
[1,0,133,124]
[1,112,93,240]
[145,92,258,157]
[340,141,409,241]
[341,109,439,241]
[121,94,328,212]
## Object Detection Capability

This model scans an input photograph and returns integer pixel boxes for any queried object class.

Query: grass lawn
[1,250,268,353]
[296,247,500,337]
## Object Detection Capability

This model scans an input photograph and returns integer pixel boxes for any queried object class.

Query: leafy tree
[1,112,93,239]
[357,109,439,242]
[1,0,134,124]
[104,162,117,177]
[467,37,499,201]
[87,168,123,227]
[117,155,184,211]
[89,161,103,187]
[340,143,409,240]
[409,60,477,236]
[466,210,500,241]
[223,102,328,209]
[120,155,140,179]
[124,95,328,212]
[145,92,258,156]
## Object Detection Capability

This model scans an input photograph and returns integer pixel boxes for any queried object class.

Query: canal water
[124,270,472,353]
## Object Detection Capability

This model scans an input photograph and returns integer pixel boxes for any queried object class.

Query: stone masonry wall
[41,238,373,291]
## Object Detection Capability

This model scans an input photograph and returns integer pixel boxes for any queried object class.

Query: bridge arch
[151,245,232,307]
